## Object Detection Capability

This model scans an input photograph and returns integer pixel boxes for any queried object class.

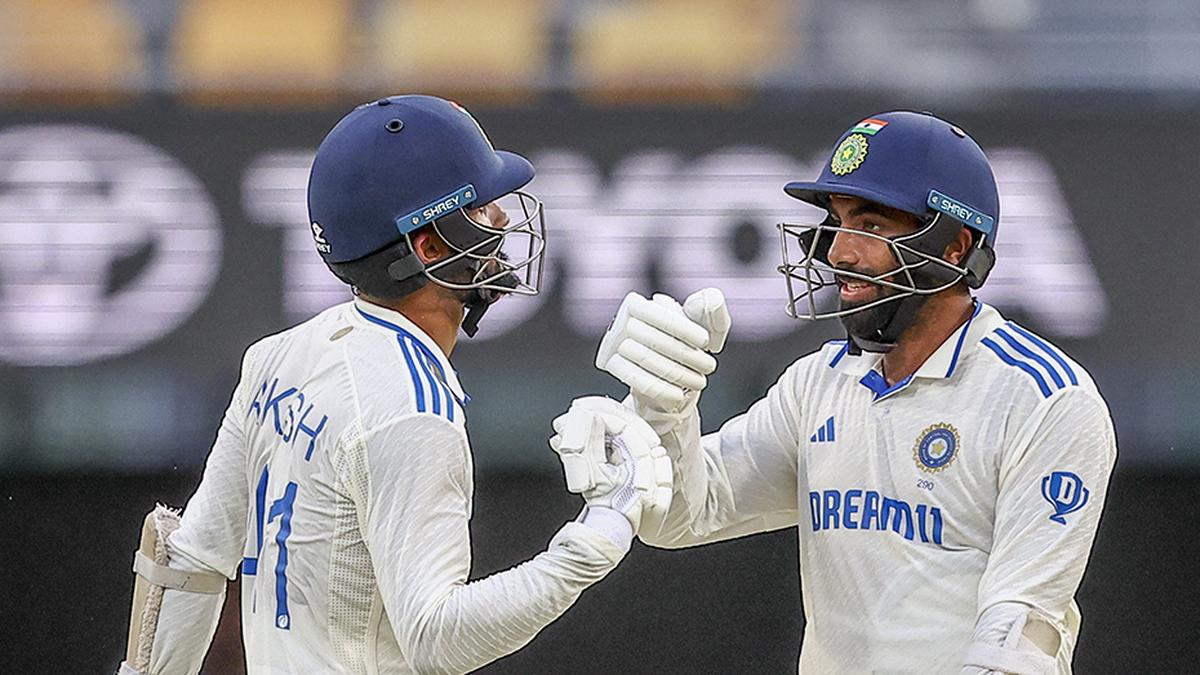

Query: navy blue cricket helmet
[777,111,1000,350]
[306,95,547,335]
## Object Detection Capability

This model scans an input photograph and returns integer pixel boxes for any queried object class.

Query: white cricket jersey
[640,301,1116,674]
[163,298,626,674]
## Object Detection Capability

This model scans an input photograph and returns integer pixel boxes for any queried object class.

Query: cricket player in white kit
[117,95,672,674]
[587,111,1116,673]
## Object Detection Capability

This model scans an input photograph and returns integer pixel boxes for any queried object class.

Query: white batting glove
[550,396,673,535]
[596,289,731,415]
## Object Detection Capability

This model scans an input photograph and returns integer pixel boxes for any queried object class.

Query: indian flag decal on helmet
[851,118,889,136]
[449,101,496,151]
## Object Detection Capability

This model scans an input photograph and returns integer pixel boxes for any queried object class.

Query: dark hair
[326,238,427,299]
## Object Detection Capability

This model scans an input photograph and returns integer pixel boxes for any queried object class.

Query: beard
[438,253,518,308]
[836,269,902,341]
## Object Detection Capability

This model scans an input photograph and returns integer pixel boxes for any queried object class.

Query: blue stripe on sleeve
[409,337,442,416]
[358,307,465,411]
[403,336,458,421]
[396,336,427,413]
[427,353,455,422]
[409,340,462,410]
[981,337,1052,397]
[994,328,1066,390]
[412,341,456,421]
[1006,323,1078,385]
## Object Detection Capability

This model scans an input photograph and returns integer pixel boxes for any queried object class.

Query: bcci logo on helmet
[0,125,221,366]
[1041,471,1089,525]
[830,133,869,176]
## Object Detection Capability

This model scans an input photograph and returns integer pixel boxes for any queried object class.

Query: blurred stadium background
[0,0,1198,672]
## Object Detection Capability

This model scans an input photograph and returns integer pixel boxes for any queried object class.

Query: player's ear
[945,226,974,266]
[410,228,450,264]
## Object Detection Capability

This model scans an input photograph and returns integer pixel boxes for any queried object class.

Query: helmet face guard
[414,189,546,299]
[775,111,1000,348]
[776,211,991,322]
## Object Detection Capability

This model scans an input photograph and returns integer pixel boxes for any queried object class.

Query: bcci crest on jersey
[1041,471,1089,524]
[913,423,960,473]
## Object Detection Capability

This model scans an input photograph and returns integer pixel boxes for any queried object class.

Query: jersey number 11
[249,465,298,630]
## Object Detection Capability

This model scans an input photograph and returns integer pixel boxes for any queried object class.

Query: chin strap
[460,296,490,338]
[459,271,521,338]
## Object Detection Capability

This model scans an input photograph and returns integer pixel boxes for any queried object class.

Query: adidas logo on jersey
[810,416,836,443]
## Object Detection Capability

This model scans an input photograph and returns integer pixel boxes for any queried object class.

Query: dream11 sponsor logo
[0,125,221,366]
[245,146,1108,341]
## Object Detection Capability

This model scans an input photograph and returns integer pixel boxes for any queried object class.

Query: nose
[826,227,860,268]
[486,202,510,229]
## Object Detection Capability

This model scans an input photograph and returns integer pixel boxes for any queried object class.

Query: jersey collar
[352,297,469,404]
[831,301,1005,399]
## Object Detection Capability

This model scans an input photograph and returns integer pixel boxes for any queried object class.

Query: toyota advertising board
[0,104,1193,470]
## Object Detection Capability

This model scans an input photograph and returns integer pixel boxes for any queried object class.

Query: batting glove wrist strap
[577,505,634,551]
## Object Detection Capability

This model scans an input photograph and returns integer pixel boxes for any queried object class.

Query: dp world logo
[1041,471,1089,525]
[0,125,221,365]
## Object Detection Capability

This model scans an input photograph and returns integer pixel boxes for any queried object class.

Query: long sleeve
[352,413,627,675]
[144,346,259,674]
[637,363,804,549]
[967,388,1117,671]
